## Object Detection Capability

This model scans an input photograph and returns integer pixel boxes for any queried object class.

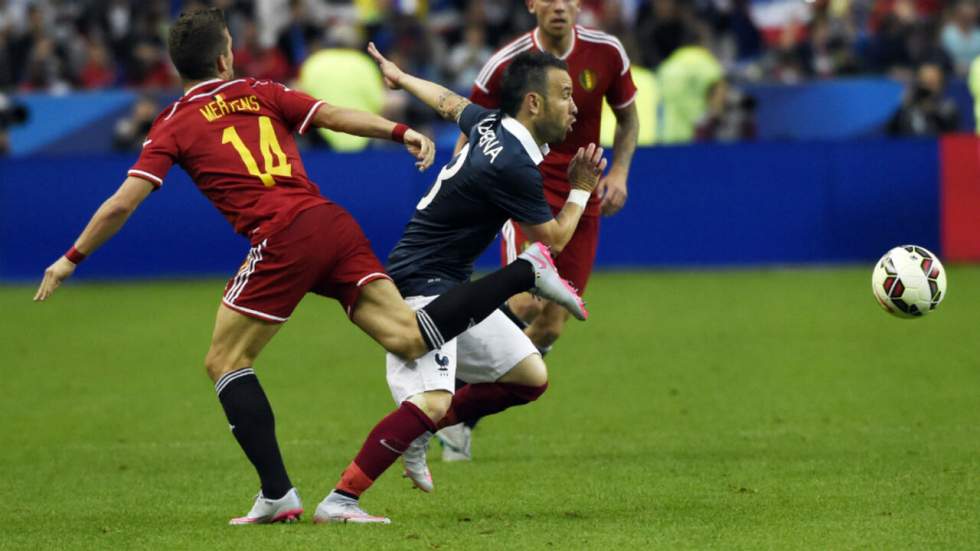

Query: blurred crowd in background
[1,0,979,152]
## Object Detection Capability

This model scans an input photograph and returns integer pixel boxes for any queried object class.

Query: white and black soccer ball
[871,245,947,318]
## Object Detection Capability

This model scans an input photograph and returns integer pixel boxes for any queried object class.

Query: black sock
[215,368,292,500]
[415,259,534,349]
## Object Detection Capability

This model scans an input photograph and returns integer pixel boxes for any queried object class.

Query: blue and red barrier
[1,137,976,282]
[941,135,980,262]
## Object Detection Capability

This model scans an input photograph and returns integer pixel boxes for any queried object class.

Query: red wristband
[392,123,409,144]
[64,246,86,264]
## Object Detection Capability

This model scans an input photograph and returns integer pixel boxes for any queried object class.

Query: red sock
[437,382,548,430]
[336,401,436,497]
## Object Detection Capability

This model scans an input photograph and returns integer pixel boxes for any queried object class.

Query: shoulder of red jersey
[474,32,535,93]
[574,26,631,75]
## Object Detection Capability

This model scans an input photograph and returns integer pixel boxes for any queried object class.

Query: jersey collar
[501,117,550,165]
[182,78,224,97]
[532,26,576,60]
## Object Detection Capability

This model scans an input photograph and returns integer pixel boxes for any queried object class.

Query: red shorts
[222,203,390,323]
[500,212,600,294]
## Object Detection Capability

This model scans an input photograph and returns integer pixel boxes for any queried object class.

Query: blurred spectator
[113,95,159,151]
[78,38,116,89]
[20,37,69,93]
[636,0,693,67]
[298,24,386,151]
[766,20,809,83]
[601,64,658,147]
[695,84,758,142]
[2,0,977,146]
[657,30,724,144]
[0,91,29,156]
[941,0,980,76]
[126,41,175,89]
[234,20,291,82]
[887,62,960,135]
[444,24,491,91]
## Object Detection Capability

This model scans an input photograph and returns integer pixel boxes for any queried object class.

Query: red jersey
[129,78,329,244]
[471,25,637,217]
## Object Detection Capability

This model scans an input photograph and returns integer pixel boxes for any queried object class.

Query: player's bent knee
[204,353,233,382]
[507,381,548,403]
[499,353,549,387]
[203,347,255,383]
[382,331,428,360]
[408,390,452,423]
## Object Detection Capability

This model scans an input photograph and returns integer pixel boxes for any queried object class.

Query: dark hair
[499,51,568,116]
[168,8,229,80]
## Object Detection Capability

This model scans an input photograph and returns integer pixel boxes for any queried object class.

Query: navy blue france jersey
[387,103,555,296]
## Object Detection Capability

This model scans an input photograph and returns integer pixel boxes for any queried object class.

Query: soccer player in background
[33,8,585,525]
[310,46,605,523]
[440,0,640,460]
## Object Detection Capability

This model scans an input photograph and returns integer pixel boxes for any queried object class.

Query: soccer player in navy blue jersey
[312,45,606,523]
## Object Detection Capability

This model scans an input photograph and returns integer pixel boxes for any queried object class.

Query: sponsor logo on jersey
[199,94,261,122]
[579,69,597,92]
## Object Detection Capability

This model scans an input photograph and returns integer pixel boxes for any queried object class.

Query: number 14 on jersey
[222,116,292,187]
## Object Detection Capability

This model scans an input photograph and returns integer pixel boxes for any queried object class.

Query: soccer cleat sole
[228,508,304,525]
[313,514,392,525]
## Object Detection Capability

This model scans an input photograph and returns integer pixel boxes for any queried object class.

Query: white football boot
[228,488,303,525]
[313,491,391,525]
[518,242,588,320]
[436,422,472,462]
[402,431,434,492]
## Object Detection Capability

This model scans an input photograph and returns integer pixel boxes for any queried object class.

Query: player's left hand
[404,129,435,171]
[597,168,628,216]
[367,42,405,90]
[34,256,77,302]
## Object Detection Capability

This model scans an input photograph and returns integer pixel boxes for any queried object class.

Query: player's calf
[525,301,570,350]
[506,293,543,326]
[354,260,543,361]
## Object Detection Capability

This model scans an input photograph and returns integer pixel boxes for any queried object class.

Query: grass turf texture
[1,267,978,550]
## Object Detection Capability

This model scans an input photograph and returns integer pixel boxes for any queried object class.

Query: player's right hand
[367,42,405,90]
[404,129,435,172]
[34,256,77,302]
[567,143,607,193]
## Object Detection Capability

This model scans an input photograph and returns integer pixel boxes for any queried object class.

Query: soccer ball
[871,245,947,318]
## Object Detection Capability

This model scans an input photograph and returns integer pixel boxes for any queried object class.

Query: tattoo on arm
[612,104,639,169]
[436,89,471,122]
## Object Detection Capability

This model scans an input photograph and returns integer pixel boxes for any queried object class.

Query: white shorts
[386,295,540,404]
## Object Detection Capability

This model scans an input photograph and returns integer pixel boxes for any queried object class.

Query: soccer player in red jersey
[33,8,585,525]
[440,0,640,459]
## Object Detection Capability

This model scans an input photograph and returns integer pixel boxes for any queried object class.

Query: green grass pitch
[1,267,979,549]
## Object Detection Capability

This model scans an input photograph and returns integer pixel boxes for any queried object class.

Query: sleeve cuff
[299,101,325,135]
[128,169,164,188]
[610,93,637,110]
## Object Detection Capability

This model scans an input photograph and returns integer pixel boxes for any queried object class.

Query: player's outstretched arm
[312,104,434,172]
[522,144,606,254]
[367,42,471,123]
[34,176,154,301]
